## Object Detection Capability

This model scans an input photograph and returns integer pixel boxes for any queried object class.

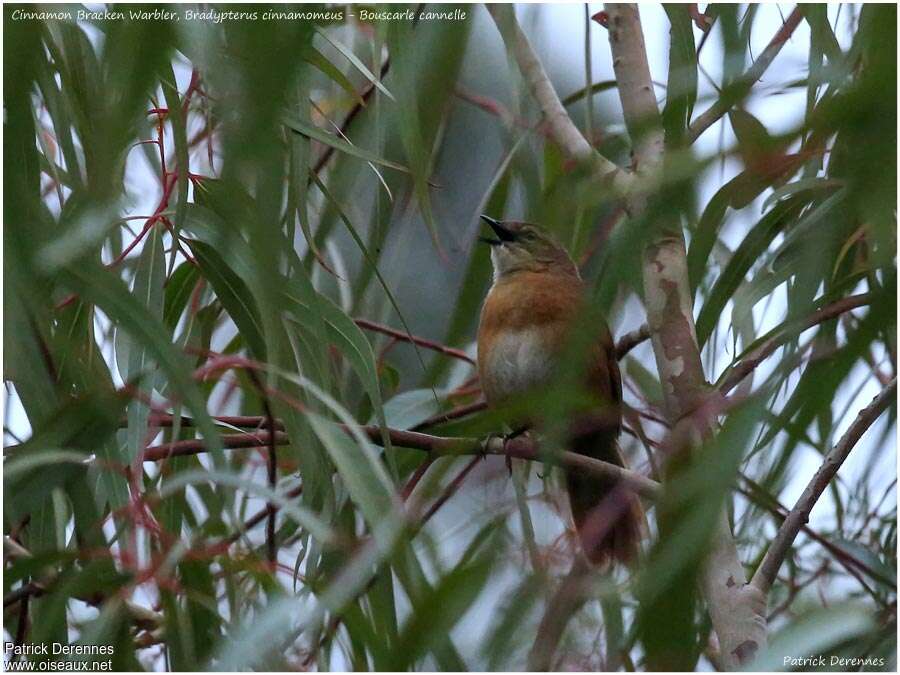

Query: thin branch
[142,432,290,461]
[137,425,661,500]
[222,484,304,548]
[718,293,872,395]
[354,317,476,366]
[751,378,897,593]
[687,7,804,144]
[147,413,285,431]
[737,477,893,591]
[615,324,650,359]
[419,456,482,525]
[400,458,434,501]
[411,399,487,431]
[245,369,279,567]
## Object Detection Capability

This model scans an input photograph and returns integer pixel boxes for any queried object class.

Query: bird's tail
[566,431,643,566]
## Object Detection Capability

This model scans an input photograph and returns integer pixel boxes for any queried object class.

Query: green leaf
[122,226,166,462]
[663,4,697,144]
[387,522,500,670]
[729,109,778,164]
[306,413,399,533]
[696,197,805,346]
[158,469,335,544]
[283,112,410,174]
[311,172,436,418]
[281,271,386,430]
[188,238,267,360]
[58,262,222,458]
[305,46,366,106]
[375,388,446,430]
[315,28,395,101]
[163,261,201,332]
[161,63,190,267]
[752,605,875,671]
[828,538,896,589]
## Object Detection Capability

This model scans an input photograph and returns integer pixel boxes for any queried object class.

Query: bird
[476,215,642,565]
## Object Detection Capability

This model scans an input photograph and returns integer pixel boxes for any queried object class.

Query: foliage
[3,3,896,671]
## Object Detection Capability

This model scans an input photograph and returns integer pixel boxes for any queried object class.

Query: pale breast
[481,326,556,403]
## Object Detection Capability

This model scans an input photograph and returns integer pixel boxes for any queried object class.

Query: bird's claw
[483,429,530,475]
[502,428,528,476]
[479,433,498,459]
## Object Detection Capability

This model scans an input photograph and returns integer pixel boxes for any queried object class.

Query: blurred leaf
[387,522,500,670]
[696,197,805,346]
[58,262,222,456]
[729,109,779,165]
[752,605,875,671]
[211,594,298,671]
[188,238,267,360]
[121,226,165,462]
[305,46,366,106]
[829,538,896,590]
[315,28,395,101]
[663,4,697,144]
[283,112,411,173]
[375,388,446,430]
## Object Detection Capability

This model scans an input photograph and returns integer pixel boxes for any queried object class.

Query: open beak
[479,215,516,246]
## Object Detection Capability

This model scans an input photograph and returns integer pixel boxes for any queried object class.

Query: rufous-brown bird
[476,215,642,565]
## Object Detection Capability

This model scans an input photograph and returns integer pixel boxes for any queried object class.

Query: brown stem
[419,456,482,525]
[245,368,280,567]
[223,484,304,548]
[615,324,650,359]
[142,432,290,461]
[411,400,487,431]
[400,458,434,501]
[354,317,476,366]
[138,427,660,500]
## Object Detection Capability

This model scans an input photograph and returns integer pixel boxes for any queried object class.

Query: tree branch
[604,4,766,668]
[751,378,897,593]
[718,293,872,395]
[486,4,631,193]
[615,323,650,358]
[737,476,894,591]
[354,317,476,366]
[138,425,660,501]
[687,7,804,144]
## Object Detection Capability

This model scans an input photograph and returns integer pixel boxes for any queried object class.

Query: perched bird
[476,215,641,565]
